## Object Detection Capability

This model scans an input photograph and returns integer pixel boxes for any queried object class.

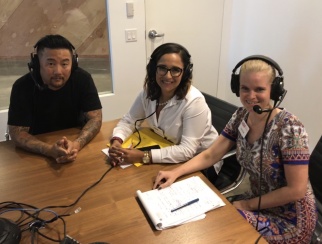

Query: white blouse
[112,86,221,171]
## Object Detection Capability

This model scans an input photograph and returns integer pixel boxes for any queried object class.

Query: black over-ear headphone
[147,43,193,82]
[0,218,21,243]
[28,38,78,91]
[231,55,286,102]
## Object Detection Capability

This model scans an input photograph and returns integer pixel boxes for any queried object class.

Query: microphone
[28,62,48,91]
[253,89,288,115]
[253,105,273,114]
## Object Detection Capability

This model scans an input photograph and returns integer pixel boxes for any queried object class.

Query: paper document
[137,176,225,230]
[107,127,174,149]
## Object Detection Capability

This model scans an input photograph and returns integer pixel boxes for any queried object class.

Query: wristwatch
[142,151,151,164]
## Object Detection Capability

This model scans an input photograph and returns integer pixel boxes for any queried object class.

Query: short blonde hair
[240,59,276,84]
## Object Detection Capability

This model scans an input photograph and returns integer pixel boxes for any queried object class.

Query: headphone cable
[255,107,274,232]
[0,165,114,243]
[133,109,157,148]
[41,165,114,210]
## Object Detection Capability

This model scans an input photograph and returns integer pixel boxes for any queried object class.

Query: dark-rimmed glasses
[156,65,183,77]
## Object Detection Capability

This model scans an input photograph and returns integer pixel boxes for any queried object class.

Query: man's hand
[8,124,95,164]
[53,137,78,163]
[55,149,78,163]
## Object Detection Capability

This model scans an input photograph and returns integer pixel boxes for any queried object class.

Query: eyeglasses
[156,65,183,77]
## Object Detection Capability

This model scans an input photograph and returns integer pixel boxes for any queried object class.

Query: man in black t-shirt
[8,34,102,163]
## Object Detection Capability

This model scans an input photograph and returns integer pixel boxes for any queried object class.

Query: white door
[145,0,225,94]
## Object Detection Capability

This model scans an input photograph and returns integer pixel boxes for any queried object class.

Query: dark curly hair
[144,43,193,101]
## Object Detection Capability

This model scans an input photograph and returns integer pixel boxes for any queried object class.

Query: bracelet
[110,136,123,145]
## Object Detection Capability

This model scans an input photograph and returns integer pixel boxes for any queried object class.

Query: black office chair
[202,92,246,194]
[309,136,322,243]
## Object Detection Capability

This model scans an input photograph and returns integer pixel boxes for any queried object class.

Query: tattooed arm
[8,109,102,163]
[72,109,102,151]
[8,125,71,161]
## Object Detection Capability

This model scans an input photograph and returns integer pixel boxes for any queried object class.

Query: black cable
[0,206,62,242]
[0,202,45,228]
[254,234,262,244]
[41,165,113,211]
[133,110,156,148]
[0,165,114,243]
[36,216,66,243]
[30,225,37,244]
[254,226,270,243]
[255,108,273,231]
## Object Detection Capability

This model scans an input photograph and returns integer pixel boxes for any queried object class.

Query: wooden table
[0,120,266,243]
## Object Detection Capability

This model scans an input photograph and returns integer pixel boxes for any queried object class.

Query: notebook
[137,176,225,230]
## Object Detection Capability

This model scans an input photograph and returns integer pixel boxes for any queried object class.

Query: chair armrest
[220,168,247,195]
[218,151,247,195]
[222,149,236,160]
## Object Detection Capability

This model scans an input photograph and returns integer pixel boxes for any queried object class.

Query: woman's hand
[153,170,179,190]
[108,144,123,166]
[118,148,145,164]
[108,147,144,166]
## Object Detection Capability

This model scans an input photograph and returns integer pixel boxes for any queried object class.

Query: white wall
[1,0,321,150]
[101,0,146,121]
[218,0,322,151]
[145,0,224,98]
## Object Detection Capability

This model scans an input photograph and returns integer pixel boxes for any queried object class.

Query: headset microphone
[28,62,48,91]
[253,89,287,115]
[253,105,273,114]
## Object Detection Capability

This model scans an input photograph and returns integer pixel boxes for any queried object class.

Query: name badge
[238,120,249,138]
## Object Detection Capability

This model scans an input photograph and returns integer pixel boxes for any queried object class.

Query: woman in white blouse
[109,43,220,172]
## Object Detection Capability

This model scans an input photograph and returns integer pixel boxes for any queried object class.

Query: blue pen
[171,198,199,212]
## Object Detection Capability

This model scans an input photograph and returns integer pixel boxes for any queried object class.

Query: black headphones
[231,55,286,102]
[28,36,78,91]
[147,43,193,82]
[0,218,21,244]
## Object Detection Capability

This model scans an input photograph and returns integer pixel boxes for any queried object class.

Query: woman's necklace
[157,99,171,106]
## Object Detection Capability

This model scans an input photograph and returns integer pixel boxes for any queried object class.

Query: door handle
[148,30,165,39]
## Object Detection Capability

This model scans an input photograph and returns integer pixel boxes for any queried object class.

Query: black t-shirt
[8,67,102,135]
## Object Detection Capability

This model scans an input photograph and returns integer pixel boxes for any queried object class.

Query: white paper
[101,148,132,169]
[137,176,225,230]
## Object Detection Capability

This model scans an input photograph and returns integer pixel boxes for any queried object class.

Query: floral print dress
[222,107,317,243]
